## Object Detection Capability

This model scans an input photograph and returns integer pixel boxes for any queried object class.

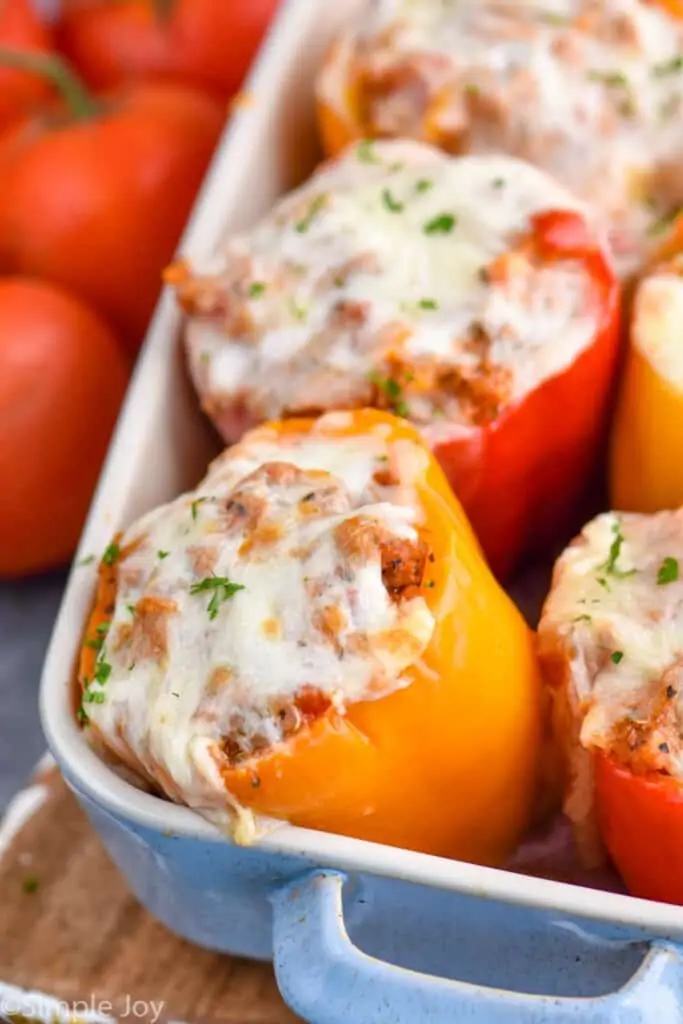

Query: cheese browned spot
[538,509,683,861]
[319,0,683,275]
[81,416,436,833]
[178,141,606,446]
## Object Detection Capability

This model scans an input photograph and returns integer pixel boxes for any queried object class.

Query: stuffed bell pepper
[79,409,541,864]
[170,140,620,578]
[610,250,683,513]
[316,0,683,277]
[538,509,683,904]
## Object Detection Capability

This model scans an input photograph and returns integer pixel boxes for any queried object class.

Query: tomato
[0,76,223,352]
[0,278,129,577]
[56,0,280,99]
[0,0,54,132]
[81,409,542,862]
[433,210,621,579]
[596,752,683,905]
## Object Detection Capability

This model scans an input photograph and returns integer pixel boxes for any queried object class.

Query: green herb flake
[357,139,379,164]
[248,282,266,299]
[418,298,439,310]
[382,188,404,213]
[171,692,180,699]
[587,69,629,88]
[158,550,170,560]
[102,542,120,567]
[597,577,611,591]
[415,179,433,194]
[95,622,110,636]
[652,55,683,77]
[424,213,456,235]
[191,497,208,521]
[611,650,624,665]
[464,83,479,96]
[572,614,592,623]
[368,371,411,418]
[602,520,636,578]
[77,554,96,567]
[94,660,112,685]
[83,689,106,705]
[127,603,136,616]
[22,875,39,894]
[85,637,104,652]
[657,556,679,585]
[492,177,506,189]
[289,298,307,322]
[77,705,89,725]
[295,194,328,234]
[190,574,246,621]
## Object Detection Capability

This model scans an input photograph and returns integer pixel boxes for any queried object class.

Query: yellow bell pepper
[80,410,541,865]
[610,253,683,513]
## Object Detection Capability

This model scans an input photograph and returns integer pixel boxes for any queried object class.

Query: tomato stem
[0,49,98,121]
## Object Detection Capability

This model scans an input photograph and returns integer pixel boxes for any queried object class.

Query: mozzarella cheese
[538,510,683,856]
[83,415,435,837]
[632,255,683,389]
[180,140,606,443]
[320,0,683,275]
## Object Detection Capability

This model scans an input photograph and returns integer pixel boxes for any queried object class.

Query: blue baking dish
[39,0,683,1019]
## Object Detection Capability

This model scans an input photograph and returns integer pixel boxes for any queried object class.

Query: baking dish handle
[271,870,683,1024]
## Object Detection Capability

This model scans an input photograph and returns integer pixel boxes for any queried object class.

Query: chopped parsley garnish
[382,188,404,213]
[464,83,479,96]
[85,636,104,652]
[191,497,208,521]
[77,705,89,724]
[295,193,327,233]
[652,55,683,77]
[611,651,624,665]
[102,542,120,566]
[171,692,180,698]
[658,557,679,585]
[83,689,106,704]
[158,550,170,560]
[587,69,629,88]
[357,139,379,163]
[424,213,456,235]
[95,622,110,636]
[127,603,136,616]
[492,177,506,189]
[368,371,411,418]
[418,298,439,310]
[649,205,683,237]
[77,554,95,566]
[602,520,636,578]
[415,179,433,194]
[572,614,592,623]
[248,282,266,298]
[22,876,39,894]
[190,574,246,620]
[93,660,112,685]
[597,577,611,591]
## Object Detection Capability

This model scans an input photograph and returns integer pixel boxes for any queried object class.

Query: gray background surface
[0,575,66,809]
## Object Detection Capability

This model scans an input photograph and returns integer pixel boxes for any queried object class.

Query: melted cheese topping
[632,255,683,389]
[321,0,683,275]
[180,141,605,443]
[539,510,683,781]
[84,416,435,832]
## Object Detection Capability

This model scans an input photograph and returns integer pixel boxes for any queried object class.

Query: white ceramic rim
[38,0,683,944]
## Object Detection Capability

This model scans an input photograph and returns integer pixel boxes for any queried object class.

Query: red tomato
[0,79,223,352]
[56,0,280,99]
[596,752,683,905]
[0,278,129,577]
[0,0,54,130]
[433,210,621,579]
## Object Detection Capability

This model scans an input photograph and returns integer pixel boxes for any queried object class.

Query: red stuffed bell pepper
[169,140,620,578]
[538,508,683,904]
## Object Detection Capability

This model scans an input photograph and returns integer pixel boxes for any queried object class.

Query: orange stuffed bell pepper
[610,243,683,513]
[539,506,683,904]
[172,140,620,579]
[79,409,541,864]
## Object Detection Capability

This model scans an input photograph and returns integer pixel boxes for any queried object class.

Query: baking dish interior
[39,0,683,946]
